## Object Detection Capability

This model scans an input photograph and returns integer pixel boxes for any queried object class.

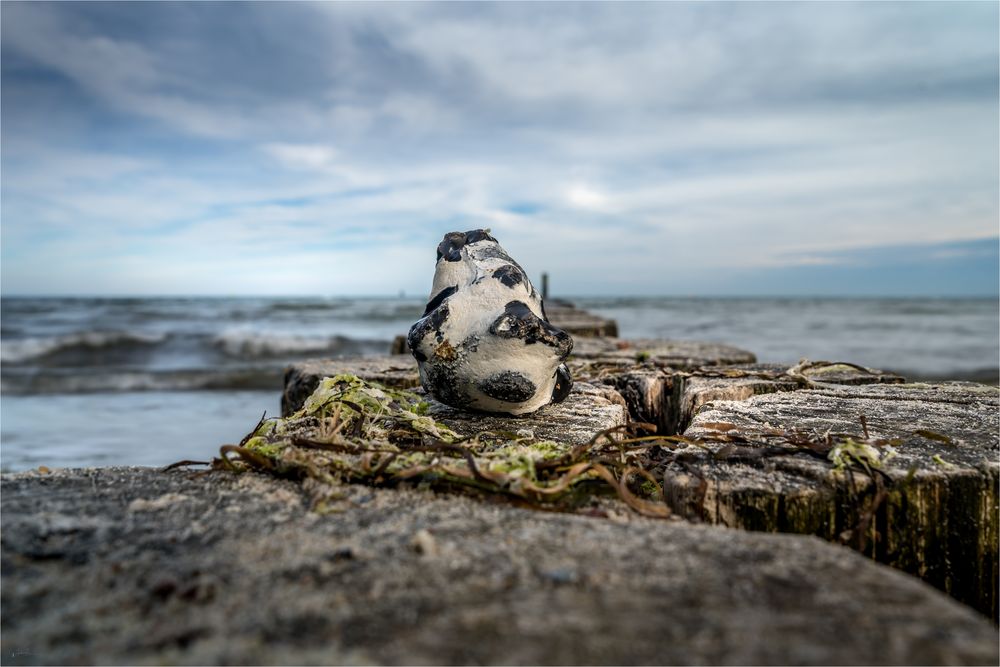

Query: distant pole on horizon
[541,272,549,300]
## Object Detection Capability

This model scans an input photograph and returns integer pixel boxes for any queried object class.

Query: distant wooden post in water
[541,272,549,300]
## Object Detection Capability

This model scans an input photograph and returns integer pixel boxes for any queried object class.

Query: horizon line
[2,293,998,300]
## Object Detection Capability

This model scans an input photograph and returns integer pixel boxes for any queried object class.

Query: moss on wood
[210,374,668,518]
[678,383,999,619]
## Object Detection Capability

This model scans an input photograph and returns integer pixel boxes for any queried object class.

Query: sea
[1,296,997,472]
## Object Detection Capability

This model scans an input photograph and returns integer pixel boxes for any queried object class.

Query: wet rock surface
[3,467,997,666]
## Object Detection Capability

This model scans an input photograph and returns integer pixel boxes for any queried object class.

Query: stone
[407,230,573,415]
[2,467,997,665]
[671,381,999,618]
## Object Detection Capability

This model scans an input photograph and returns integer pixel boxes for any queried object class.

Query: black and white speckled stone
[408,229,574,414]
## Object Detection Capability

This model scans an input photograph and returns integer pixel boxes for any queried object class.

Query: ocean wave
[262,302,423,322]
[212,330,385,358]
[263,300,351,313]
[0,331,168,364]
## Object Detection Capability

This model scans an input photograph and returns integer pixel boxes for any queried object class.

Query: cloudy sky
[2,1,997,296]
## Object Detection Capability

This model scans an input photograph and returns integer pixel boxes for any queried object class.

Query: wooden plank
[672,381,999,618]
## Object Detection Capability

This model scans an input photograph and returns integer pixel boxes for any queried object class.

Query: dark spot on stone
[464,228,496,244]
[551,364,572,404]
[407,303,451,358]
[430,303,450,343]
[423,285,457,317]
[478,370,537,404]
[460,334,481,353]
[425,365,473,409]
[492,265,524,288]
[489,301,573,359]
[436,232,466,262]
[407,321,427,357]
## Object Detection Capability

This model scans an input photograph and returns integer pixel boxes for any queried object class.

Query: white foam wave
[0,331,168,363]
[213,331,350,358]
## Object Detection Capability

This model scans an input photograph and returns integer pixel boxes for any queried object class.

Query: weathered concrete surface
[3,467,998,666]
[283,356,419,416]
[675,382,999,618]
[426,381,627,445]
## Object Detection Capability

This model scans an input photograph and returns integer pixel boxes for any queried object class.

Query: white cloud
[565,185,610,212]
[262,143,338,170]
[1,2,997,294]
